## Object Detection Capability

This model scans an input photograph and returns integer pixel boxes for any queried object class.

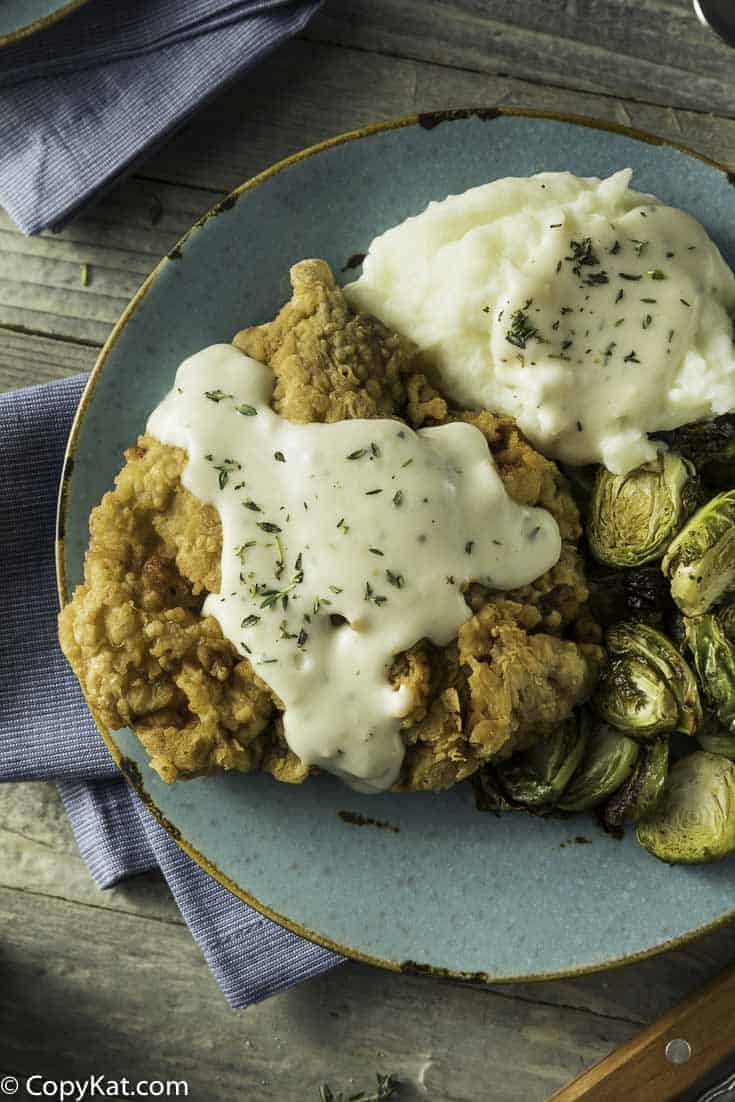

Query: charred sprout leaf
[474,768,517,813]
[603,739,669,827]
[587,564,673,627]
[637,751,735,863]
[686,613,735,731]
[665,609,688,651]
[473,771,515,815]
[588,452,699,568]
[655,413,735,487]
[557,722,639,812]
[594,621,702,737]
[496,716,588,808]
[662,490,735,615]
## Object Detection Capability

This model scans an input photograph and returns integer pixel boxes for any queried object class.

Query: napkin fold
[0,375,342,1007]
[0,0,323,235]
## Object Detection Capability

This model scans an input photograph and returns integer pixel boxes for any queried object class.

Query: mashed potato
[347,170,735,474]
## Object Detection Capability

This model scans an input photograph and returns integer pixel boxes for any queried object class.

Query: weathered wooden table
[4,3,735,1099]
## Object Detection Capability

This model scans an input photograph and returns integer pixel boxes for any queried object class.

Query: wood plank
[0,782,179,925]
[145,39,735,195]
[0,181,224,346]
[0,326,95,391]
[5,41,735,349]
[548,964,735,1101]
[5,775,735,1034]
[304,0,735,119]
[0,884,636,1102]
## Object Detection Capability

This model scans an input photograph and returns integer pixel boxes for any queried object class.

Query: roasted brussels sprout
[662,490,735,615]
[655,413,735,488]
[719,603,735,641]
[603,739,669,827]
[594,622,702,737]
[698,731,735,760]
[588,453,699,568]
[587,564,673,628]
[496,716,588,809]
[637,751,735,863]
[474,768,516,813]
[557,723,639,812]
[686,613,735,731]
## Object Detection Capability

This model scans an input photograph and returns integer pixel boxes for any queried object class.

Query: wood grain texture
[6,39,735,351]
[0,327,95,390]
[146,39,735,194]
[5,4,735,1099]
[0,183,223,346]
[4,779,735,1102]
[0,878,635,1102]
[306,0,735,118]
[548,966,735,1101]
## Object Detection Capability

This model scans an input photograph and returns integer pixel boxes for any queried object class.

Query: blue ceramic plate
[0,0,89,45]
[58,111,735,981]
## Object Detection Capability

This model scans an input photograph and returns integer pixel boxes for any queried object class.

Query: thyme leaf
[505,309,539,349]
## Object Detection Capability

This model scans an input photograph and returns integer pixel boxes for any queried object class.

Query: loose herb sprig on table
[318,1072,399,1102]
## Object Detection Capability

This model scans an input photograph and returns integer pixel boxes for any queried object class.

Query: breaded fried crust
[60,260,604,788]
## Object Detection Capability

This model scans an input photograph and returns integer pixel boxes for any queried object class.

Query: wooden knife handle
[548,964,735,1102]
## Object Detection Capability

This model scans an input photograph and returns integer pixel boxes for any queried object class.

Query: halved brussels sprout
[474,768,516,813]
[698,732,735,760]
[603,739,669,827]
[686,614,735,731]
[496,716,588,808]
[588,453,699,568]
[557,723,639,812]
[720,603,735,641]
[594,622,702,737]
[637,751,735,863]
[655,413,735,488]
[662,490,735,615]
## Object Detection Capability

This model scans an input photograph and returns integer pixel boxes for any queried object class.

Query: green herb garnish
[505,309,539,349]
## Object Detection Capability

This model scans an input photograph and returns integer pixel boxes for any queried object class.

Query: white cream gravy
[147,345,561,791]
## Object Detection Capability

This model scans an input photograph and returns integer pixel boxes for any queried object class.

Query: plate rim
[0,0,91,47]
[55,106,735,983]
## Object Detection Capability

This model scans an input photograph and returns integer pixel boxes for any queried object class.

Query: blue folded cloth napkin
[0,0,322,235]
[0,375,342,1007]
